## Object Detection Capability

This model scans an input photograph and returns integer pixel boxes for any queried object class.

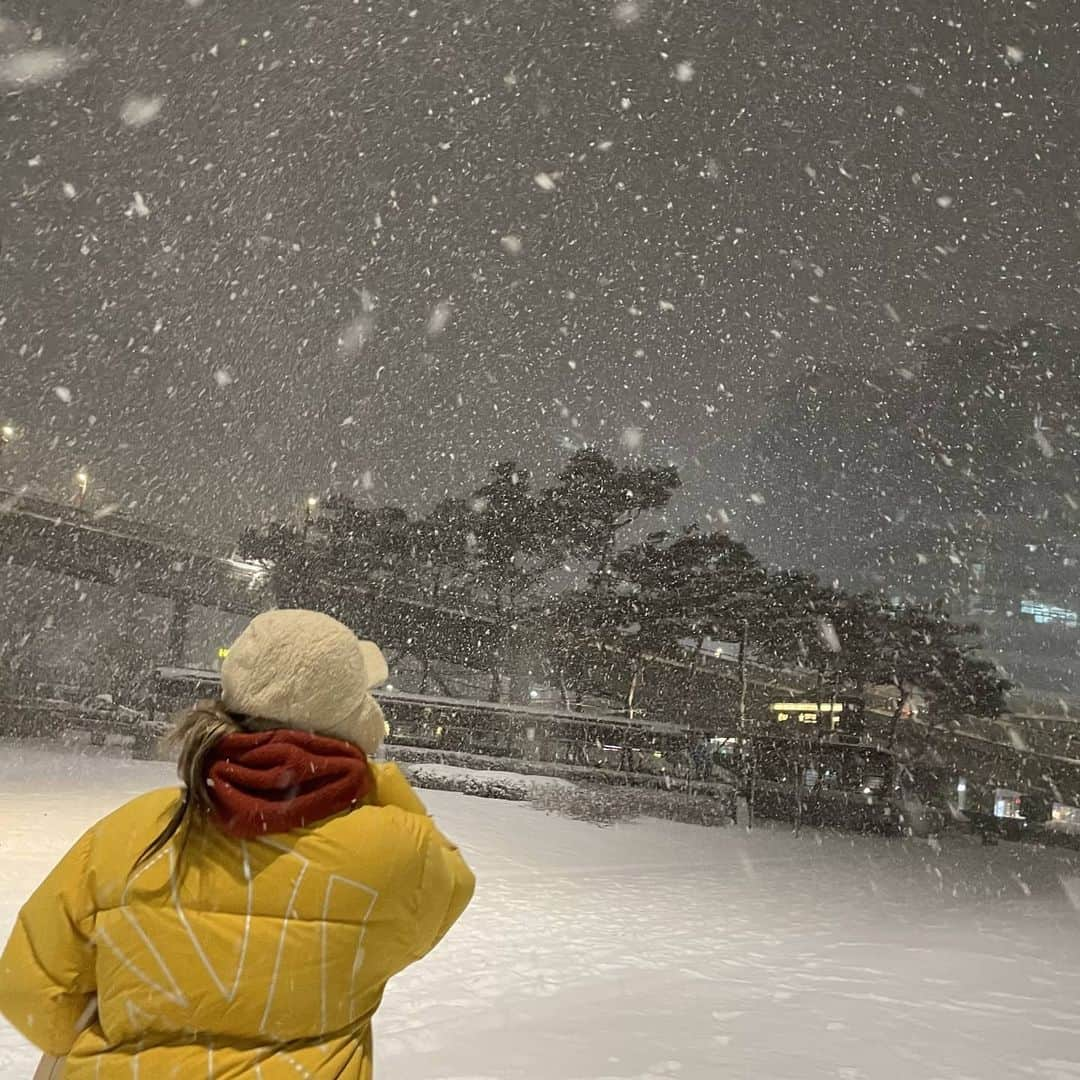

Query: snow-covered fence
[390,744,738,826]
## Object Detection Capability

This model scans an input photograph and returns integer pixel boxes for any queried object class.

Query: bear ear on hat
[358,639,389,690]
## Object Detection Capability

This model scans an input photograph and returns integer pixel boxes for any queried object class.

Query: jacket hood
[205,729,372,838]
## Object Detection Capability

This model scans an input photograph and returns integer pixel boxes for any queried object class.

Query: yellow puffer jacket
[0,762,475,1078]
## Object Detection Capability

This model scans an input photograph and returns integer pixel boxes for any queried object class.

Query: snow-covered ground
[3,744,1080,1079]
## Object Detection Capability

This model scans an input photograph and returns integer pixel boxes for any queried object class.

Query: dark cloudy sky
[2,0,1078,550]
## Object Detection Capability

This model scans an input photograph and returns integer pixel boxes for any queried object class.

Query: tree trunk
[887,685,911,750]
[748,749,758,832]
[626,659,642,720]
[689,635,707,676]
[684,727,699,804]
[792,737,804,838]
[738,619,755,830]
[555,668,571,710]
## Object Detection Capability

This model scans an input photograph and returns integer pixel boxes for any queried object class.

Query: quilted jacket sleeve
[0,827,98,1056]
[413,824,476,958]
[371,762,476,957]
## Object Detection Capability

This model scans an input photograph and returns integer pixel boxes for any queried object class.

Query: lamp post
[302,495,318,540]
[74,470,89,509]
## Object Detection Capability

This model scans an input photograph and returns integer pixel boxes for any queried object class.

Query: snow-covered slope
[2,743,1080,1079]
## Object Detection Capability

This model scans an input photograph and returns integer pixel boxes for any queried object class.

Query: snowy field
[4,744,1080,1079]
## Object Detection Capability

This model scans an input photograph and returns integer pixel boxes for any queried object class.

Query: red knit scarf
[204,730,372,839]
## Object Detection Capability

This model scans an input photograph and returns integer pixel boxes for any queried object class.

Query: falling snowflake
[53,386,72,404]
[935,194,954,208]
[126,191,150,218]
[427,301,453,336]
[533,172,557,191]
[213,368,234,388]
[612,0,645,26]
[1006,727,1029,752]
[620,426,643,452]
[674,61,695,83]
[500,234,523,255]
[338,315,374,357]
[1033,427,1055,459]
[0,47,79,89]
[61,181,76,199]
[119,94,165,128]
[1005,45,1025,65]
[361,470,374,490]
[818,618,842,653]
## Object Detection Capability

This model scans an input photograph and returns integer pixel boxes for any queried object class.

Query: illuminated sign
[770,701,844,727]
[217,647,230,660]
[771,702,844,714]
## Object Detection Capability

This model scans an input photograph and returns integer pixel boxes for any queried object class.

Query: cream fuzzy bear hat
[221,609,389,756]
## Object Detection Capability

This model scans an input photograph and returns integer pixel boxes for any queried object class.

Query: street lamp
[1,423,15,458]
[303,495,318,540]
[74,470,89,509]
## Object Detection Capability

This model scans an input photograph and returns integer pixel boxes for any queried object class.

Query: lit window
[993,788,1025,820]
[1020,600,1079,628]
[1052,803,1080,829]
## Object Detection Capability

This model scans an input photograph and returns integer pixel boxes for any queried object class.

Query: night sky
[3,0,1078,569]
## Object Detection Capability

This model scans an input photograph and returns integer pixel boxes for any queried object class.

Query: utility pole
[738,618,756,830]
[302,496,318,541]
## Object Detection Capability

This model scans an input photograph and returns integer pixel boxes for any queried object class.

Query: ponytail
[131,700,242,874]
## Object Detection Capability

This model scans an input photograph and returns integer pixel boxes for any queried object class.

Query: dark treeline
[239,447,1009,736]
